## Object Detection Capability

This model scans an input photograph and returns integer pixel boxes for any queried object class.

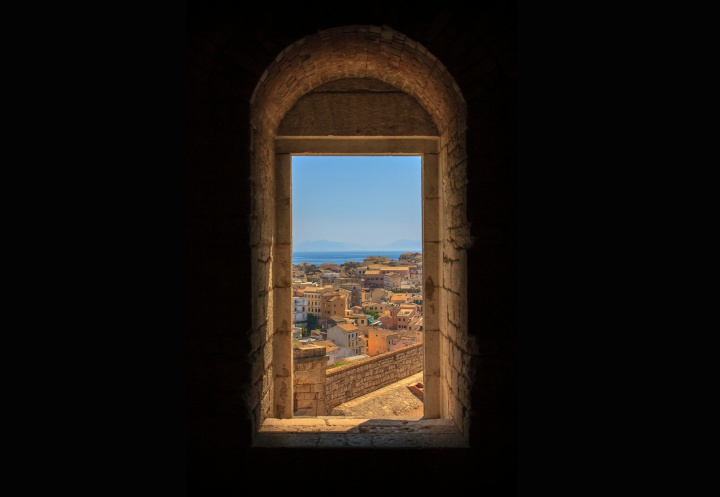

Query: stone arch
[250,25,465,135]
[249,25,473,442]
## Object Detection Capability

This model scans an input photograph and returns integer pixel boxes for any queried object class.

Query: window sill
[253,416,469,448]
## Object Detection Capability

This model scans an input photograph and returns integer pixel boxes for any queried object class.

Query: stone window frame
[252,136,472,447]
[272,136,442,420]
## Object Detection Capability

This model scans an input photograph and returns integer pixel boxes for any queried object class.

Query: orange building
[395,308,416,330]
[320,291,348,320]
[366,328,398,356]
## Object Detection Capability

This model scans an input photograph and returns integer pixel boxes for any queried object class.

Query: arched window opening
[249,26,471,447]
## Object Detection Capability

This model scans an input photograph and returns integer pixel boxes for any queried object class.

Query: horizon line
[292,249,422,252]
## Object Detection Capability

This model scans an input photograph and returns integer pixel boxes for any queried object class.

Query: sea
[292,250,419,266]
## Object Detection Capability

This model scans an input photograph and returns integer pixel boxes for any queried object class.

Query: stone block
[423,197,440,243]
[423,153,439,199]
[273,243,292,288]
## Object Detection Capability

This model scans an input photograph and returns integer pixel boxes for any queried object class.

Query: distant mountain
[293,239,422,251]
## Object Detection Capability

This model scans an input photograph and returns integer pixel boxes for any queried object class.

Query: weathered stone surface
[255,410,468,448]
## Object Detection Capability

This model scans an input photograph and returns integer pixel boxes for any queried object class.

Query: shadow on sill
[253,416,469,448]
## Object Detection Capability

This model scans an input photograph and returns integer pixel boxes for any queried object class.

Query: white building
[327,319,362,356]
[292,296,308,324]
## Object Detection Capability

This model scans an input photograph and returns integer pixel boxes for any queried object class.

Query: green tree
[306,314,319,332]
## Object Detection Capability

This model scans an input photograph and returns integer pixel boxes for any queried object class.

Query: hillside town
[291,252,423,368]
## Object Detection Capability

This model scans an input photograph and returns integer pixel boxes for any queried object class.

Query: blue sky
[292,155,421,248]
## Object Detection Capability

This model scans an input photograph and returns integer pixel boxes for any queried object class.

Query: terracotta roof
[369,328,392,336]
[309,340,339,351]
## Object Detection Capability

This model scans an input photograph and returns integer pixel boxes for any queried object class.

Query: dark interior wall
[187,1,516,494]
[279,78,439,136]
